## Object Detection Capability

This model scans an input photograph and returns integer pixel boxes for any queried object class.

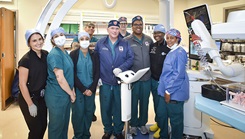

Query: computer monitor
[183,4,212,32]
[188,36,213,63]
[215,40,222,52]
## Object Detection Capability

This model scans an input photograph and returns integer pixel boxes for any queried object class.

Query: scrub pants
[156,96,184,139]
[131,80,151,127]
[99,84,124,135]
[19,93,47,139]
[151,78,160,123]
[72,89,95,139]
[45,94,71,139]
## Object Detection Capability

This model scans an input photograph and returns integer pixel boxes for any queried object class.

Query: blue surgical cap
[154,24,166,33]
[50,27,65,38]
[108,20,120,28]
[132,15,143,24]
[118,17,127,23]
[78,31,90,40]
[25,29,43,46]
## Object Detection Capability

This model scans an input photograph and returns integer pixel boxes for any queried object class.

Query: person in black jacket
[18,29,48,139]
[149,24,171,138]
[70,31,100,139]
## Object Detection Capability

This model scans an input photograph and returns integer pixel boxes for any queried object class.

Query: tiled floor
[0,94,245,139]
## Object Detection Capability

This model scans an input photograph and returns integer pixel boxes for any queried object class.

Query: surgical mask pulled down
[168,43,178,50]
[80,40,90,49]
[54,36,66,47]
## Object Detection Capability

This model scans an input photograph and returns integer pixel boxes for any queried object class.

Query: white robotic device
[183,4,245,139]
[116,67,150,139]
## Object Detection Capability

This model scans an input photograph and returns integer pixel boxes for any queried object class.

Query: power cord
[210,118,234,129]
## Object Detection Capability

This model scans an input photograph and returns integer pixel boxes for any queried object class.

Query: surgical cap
[108,20,120,28]
[78,31,90,40]
[154,24,166,33]
[118,17,127,23]
[132,15,143,24]
[51,27,65,38]
[25,29,43,46]
[165,28,182,43]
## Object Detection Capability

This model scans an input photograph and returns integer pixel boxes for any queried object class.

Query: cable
[210,118,234,129]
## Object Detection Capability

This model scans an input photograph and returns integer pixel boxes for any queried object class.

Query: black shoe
[102,133,111,139]
[92,114,97,122]
[115,133,124,139]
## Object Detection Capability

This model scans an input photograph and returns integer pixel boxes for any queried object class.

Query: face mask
[168,43,178,49]
[80,40,90,49]
[54,36,66,47]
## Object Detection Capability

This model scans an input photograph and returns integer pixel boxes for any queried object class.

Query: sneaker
[102,132,111,139]
[138,126,149,135]
[92,114,97,122]
[149,123,159,132]
[115,133,124,139]
[153,128,160,139]
[130,127,137,136]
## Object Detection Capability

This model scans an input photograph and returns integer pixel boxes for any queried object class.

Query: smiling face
[165,34,179,47]
[107,26,120,39]
[84,25,95,36]
[132,20,143,35]
[153,31,164,43]
[28,33,44,52]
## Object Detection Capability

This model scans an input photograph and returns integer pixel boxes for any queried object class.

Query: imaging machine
[183,4,245,139]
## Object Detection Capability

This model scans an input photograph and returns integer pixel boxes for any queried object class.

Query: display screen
[183,4,212,31]
[188,37,213,63]
[215,40,221,51]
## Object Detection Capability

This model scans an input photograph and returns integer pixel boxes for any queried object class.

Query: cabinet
[220,40,245,64]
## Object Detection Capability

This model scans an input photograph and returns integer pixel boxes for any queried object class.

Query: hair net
[154,24,166,33]
[25,29,43,46]
[50,27,65,38]
[78,31,90,40]
[165,28,182,43]
[108,20,120,28]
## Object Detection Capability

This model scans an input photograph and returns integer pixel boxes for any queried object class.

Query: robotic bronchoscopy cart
[116,67,150,139]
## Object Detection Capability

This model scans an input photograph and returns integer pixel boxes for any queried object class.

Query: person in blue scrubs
[45,27,76,139]
[157,28,189,139]
[95,20,134,139]
[70,32,100,139]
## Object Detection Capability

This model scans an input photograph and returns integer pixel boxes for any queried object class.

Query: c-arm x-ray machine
[183,4,245,139]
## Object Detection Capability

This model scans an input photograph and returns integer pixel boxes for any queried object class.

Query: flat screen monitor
[188,37,213,63]
[183,4,212,32]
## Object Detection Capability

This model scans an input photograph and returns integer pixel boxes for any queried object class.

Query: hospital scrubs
[124,34,153,127]
[149,40,170,122]
[157,46,189,139]
[45,47,74,139]
[71,51,94,139]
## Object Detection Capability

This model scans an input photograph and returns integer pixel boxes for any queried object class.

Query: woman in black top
[18,29,48,139]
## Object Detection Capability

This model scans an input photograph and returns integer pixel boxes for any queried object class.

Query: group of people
[18,15,189,139]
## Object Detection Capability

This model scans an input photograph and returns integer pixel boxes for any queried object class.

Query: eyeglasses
[133,24,143,27]
[120,23,127,25]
